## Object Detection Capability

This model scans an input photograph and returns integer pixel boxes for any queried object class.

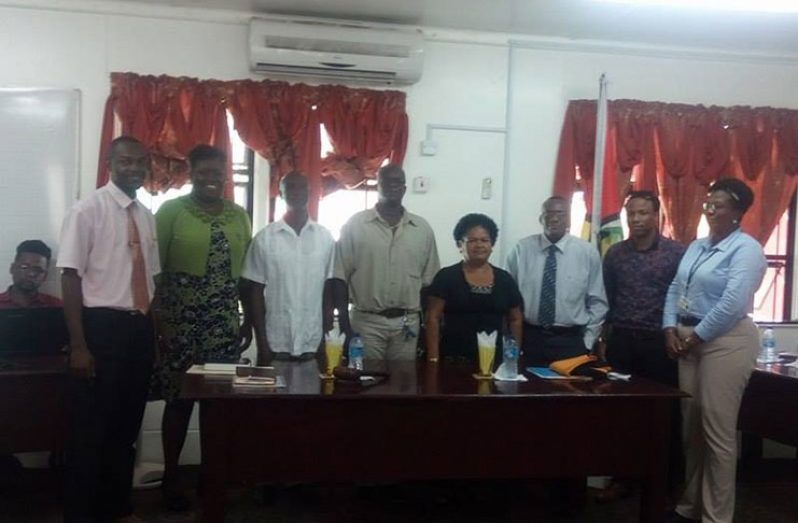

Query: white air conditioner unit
[249,16,424,86]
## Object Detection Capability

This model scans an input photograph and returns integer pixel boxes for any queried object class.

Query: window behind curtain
[137,112,254,216]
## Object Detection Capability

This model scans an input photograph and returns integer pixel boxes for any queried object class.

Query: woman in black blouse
[425,213,524,367]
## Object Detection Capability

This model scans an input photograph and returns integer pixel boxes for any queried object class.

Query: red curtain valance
[318,85,409,193]
[554,99,798,244]
[98,73,409,219]
[97,74,231,197]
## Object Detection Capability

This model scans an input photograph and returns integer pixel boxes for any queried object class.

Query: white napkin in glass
[324,327,346,346]
[476,330,497,349]
[493,362,528,381]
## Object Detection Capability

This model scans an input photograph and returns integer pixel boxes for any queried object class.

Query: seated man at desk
[0,240,61,489]
[0,240,62,309]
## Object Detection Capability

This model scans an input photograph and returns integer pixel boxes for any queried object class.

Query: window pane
[570,191,587,236]
[318,190,371,240]
[136,184,192,213]
[569,191,631,239]
[233,185,248,210]
[274,188,376,240]
[228,112,247,166]
[753,263,785,322]
[320,124,333,157]
[763,208,789,256]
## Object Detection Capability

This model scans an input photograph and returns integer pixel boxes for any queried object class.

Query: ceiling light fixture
[596,0,798,13]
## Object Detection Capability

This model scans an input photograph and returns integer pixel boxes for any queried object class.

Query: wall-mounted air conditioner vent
[249,16,424,86]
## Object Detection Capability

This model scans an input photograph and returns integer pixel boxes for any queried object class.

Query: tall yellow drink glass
[477,344,495,378]
[324,341,343,378]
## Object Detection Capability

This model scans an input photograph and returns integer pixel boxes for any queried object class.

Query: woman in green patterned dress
[150,145,251,511]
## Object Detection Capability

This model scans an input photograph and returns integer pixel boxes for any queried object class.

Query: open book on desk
[527,367,592,381]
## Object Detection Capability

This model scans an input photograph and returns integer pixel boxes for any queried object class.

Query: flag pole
[591,74,608,247]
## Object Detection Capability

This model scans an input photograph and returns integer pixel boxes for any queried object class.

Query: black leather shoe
[162,487,191,512]
[665,510,700,523]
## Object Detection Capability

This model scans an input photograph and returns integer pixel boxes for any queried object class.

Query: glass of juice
[477,344,495,378]
[324,341,344,378]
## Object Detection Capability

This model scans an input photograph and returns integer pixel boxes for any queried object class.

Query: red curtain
[553,102,631,228]
[318,85,408,192]
[98,74,410,220]
[554,99,798,245]
[225,80,322,217]
[97,73,232,197]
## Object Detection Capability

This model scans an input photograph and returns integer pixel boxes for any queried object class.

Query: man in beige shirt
[332,165,440,361]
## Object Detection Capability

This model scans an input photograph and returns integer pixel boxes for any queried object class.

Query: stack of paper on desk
[232,366,286,389]
[186,363,241,375]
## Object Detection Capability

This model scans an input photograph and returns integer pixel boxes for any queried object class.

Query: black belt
[360,308,411,319]
[526,323,584,335]
[85,307,148,317]
[271,352,317,362]
[677,315,702,327]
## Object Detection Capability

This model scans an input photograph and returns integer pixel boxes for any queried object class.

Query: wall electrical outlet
[481,177,492,199]
[420,140,438,156]
[413,176,429,193]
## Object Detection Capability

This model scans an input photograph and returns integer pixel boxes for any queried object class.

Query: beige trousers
[675,317,758,523]
[350,310,419,361]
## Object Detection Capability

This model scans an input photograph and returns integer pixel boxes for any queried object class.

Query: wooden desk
[738,363,798,461]
[183,361,683,523]
[0,355,68,454]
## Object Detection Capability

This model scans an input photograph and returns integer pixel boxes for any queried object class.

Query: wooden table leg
[740,432,763,472]
[639,401,671,523]
[199,399,227,523]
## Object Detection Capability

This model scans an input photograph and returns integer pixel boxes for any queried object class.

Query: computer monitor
[0,307,68,356]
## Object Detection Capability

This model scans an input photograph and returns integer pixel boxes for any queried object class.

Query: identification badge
[678,295,690,313]
[402,314,417,341]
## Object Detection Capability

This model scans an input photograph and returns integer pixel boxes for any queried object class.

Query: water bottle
[503,335,519,378]
[758,327,778,364]
[348,334,364,371]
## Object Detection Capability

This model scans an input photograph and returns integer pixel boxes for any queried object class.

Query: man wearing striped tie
[58,136,161,523]
[506,196,608,366]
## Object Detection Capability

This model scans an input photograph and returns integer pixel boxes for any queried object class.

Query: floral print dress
[150,221,240,401]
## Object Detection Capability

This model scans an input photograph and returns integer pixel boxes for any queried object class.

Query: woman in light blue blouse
[662,178,766,523]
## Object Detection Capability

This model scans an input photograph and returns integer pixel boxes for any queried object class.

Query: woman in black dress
[425,213,523,367]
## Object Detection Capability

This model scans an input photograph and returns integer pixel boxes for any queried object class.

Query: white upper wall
[503,48,798,255]
[1,3,798,265]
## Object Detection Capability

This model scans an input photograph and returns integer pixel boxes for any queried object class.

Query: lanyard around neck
[686,246,717,291]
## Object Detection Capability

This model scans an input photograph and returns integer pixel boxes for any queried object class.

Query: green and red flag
[581,75,623,257]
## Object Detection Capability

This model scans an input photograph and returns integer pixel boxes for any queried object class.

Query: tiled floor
[2,461,797,522]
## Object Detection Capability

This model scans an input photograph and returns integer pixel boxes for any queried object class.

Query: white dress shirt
[57,182,160,310]
[242,219,334,356]
[505,233,608,349]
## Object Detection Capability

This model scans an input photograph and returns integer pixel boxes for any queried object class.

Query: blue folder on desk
[527,367,592,381]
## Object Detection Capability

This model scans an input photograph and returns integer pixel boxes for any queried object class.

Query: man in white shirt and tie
[506,196,608,366]
[242,171,335,365]
[58,136,160,523]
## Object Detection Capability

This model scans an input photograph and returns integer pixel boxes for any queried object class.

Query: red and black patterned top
[0,286,63,309]
[603,236,686,331]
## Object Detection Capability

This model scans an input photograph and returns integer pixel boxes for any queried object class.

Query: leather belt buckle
[677,315,701,327]
[378,308,407,319]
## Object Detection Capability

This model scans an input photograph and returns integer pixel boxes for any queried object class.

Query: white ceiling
[49,0,798,54]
